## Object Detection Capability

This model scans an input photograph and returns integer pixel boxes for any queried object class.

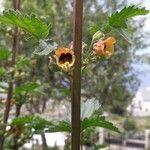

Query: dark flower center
[59,53,73,64]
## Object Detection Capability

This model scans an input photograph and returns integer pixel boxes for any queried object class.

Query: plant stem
[0,1,21,149]
[71,0,83,150]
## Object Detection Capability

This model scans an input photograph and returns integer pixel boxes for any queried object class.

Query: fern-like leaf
[81,116,120,133]
[11,115,71,134]
[109,6,149,28]
[0,10,50,39]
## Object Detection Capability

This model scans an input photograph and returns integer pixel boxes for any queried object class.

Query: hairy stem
[71,0,83,150]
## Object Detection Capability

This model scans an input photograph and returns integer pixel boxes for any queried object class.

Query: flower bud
[92,31,105,41]
[93,37,116,57]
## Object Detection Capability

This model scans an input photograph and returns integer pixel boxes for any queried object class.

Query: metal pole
[71,0,83,149]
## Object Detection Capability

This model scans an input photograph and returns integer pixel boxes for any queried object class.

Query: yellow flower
[54,47,75,72]
[93,37,116,57]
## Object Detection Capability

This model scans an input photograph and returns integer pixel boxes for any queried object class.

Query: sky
[0,0,150,87]
[129,0,150,87]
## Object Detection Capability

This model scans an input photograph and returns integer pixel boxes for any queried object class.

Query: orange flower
[54,47,75,72]
[93,37,116,57]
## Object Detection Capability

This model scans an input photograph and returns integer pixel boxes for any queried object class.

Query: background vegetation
[0,0,149,149]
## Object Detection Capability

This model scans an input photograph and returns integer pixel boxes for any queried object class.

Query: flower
[54,47,75,72]
[93,37,116,57]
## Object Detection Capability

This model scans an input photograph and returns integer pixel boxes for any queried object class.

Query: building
[127,87,150,116]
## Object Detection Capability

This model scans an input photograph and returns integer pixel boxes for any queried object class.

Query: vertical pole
[145,129,150,149]
[71,0,83,150]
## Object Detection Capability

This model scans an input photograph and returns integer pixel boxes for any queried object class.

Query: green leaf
[11,115,71,134]
[14,82,40,95]
[33,39,58,55]
[12,115,35,126]
[47,121,71,133]
[12,115,54,133]
[89,25,100,35]
[81,116,120,133]
[16,56,31,70]
[11,114,119,135]
[0,67,6,77]
[109,6,149,28]
[0,48,11,60]
[0,10,50,39]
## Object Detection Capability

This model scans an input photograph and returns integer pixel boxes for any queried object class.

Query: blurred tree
[0,0,148,149]
[2,0,147,116]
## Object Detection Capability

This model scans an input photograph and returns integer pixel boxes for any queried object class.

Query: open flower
[54,47,75,72]
[93,37,116,57]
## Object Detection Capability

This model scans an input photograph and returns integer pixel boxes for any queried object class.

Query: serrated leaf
[47,121,71,133]
[109,6,149,28]
[33,39,58,55]
[11,115,71,134]
[115,28,132,43]
[81,116,120,133]
[0,10,50,39]
[0,48,11,60]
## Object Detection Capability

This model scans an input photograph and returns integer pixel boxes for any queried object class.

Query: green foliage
[123,117,137,132]
[11,99,119,135]
[0,67,6,77]
[89,6,149,42]
[12,115,55,133]
[1,1,149,149]
[93,143,108,150]
[14,82,40,95]
[0,10,50,39]
[0,48,11,60]
[11,114,119,135]
[65,100,119,133]
[48,121,71,133]
[109,6,149,28]
[89,25,100,36]
[11,115,71,134]
[81,115,120,133]
[15,56,31,70]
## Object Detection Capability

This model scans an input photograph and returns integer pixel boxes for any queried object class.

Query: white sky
[129,1,150,87]
[128,0,150,32]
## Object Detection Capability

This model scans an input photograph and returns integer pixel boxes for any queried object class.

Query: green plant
[123,117,137,132]
[0,2,149,149]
